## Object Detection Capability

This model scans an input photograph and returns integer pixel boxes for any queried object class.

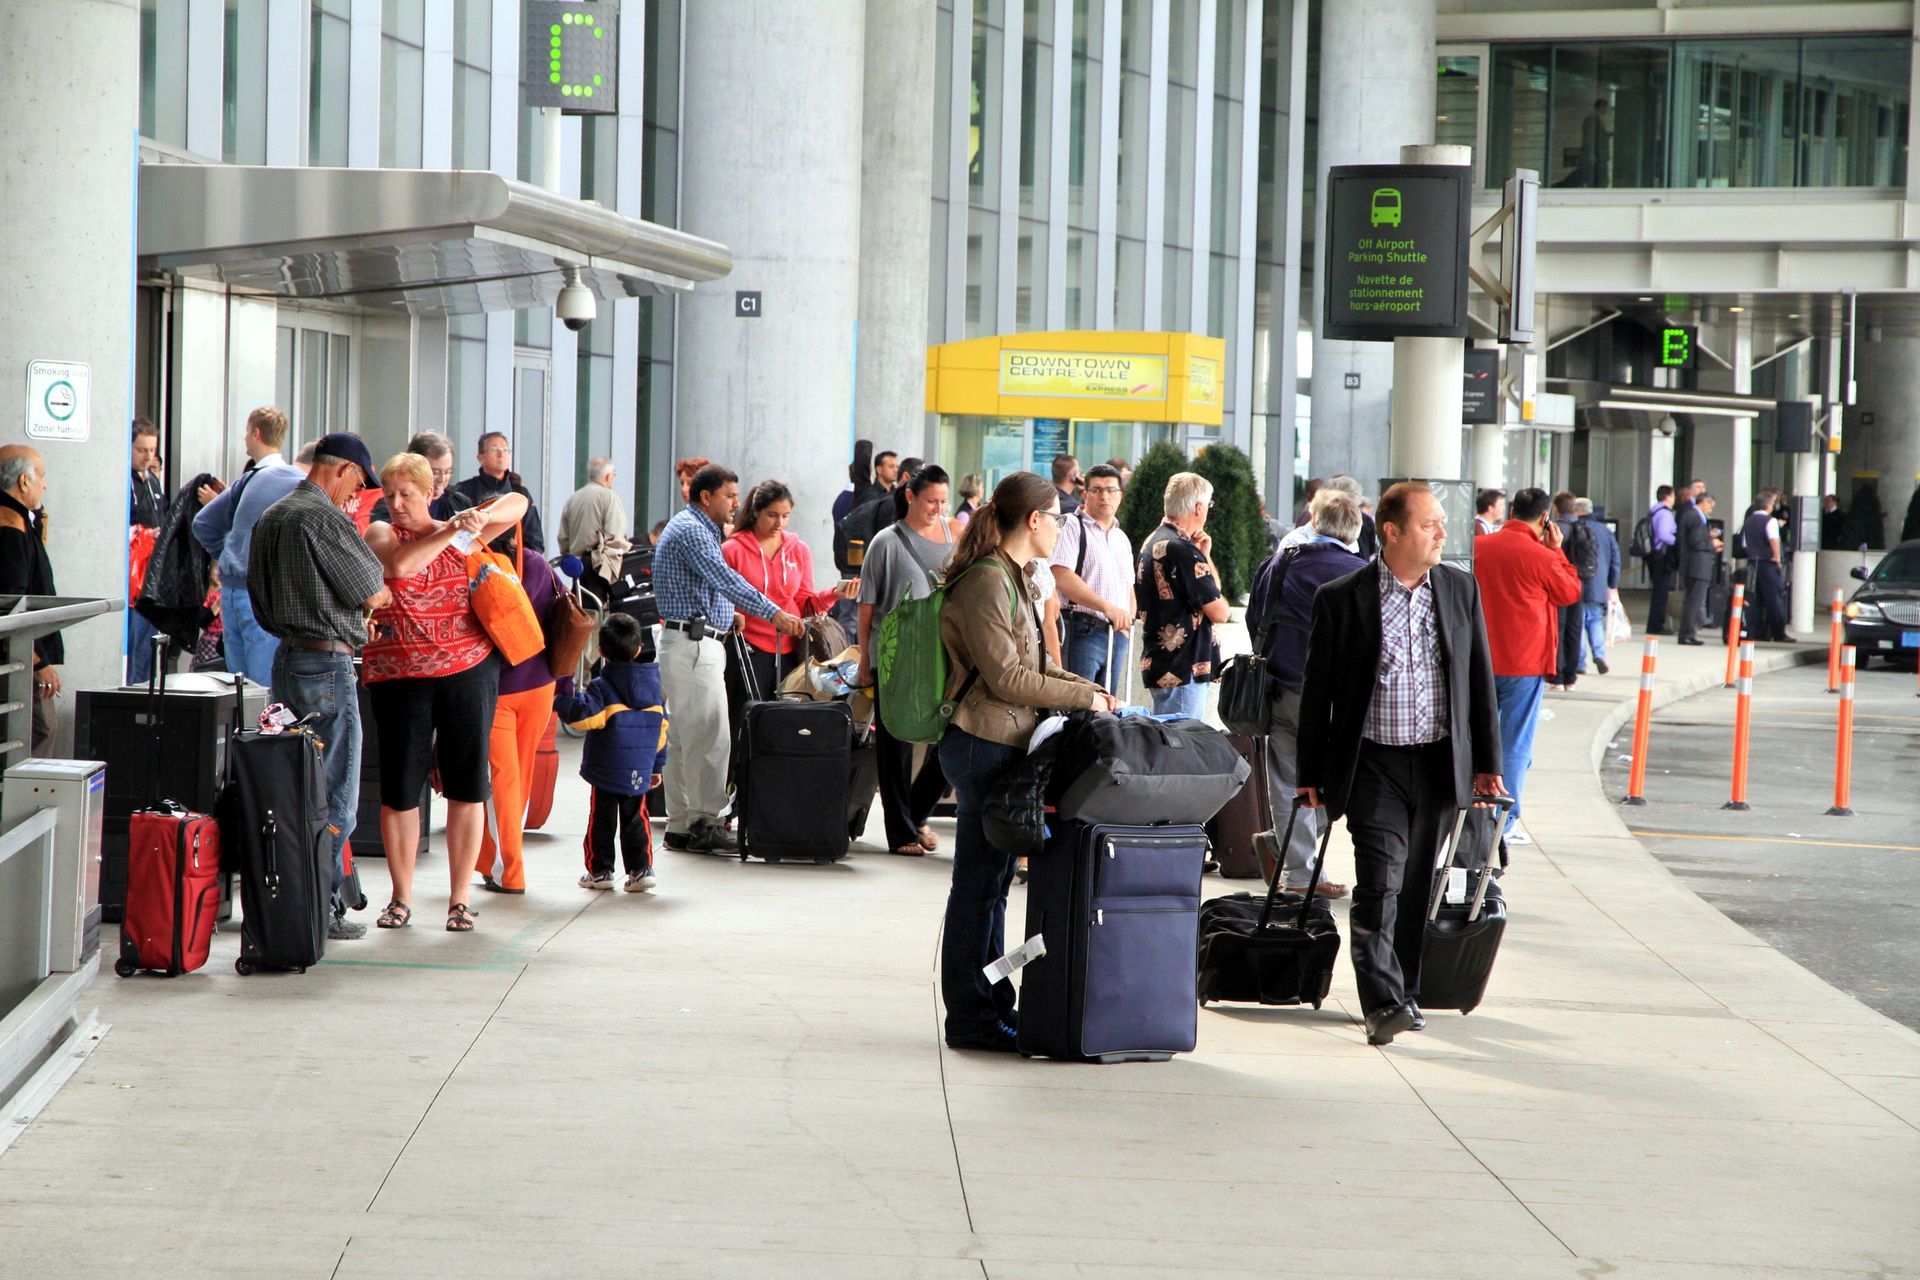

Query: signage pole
[1387,145,1472,480]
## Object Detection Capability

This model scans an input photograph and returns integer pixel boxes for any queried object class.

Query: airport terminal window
[381,0,425,169]
[447,316,487,453]
[1209,2,1244,347]
[642,0,682,227]
[1163,0,1199,332]
[1016,0,1054,329]
[223,1,268,163]
[309,0,350,166]
[581,117,617,206]
[1485,36,1908,190]
[1114,2,1150,247]
[140,0,189,146]
[636,296,675,520]
[1067,0,1103,230]
[452,0,491,170]
[575,318,614,490]
[1434,55,1479,162]
[966,2,1005,336]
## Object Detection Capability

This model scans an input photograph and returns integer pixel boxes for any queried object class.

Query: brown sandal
[446,903,478,932]
[376,901,411,929]
[892,843,928,857]
[917,826,939,852]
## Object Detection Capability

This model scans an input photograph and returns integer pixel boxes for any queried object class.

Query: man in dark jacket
[1246,488,1366,897]
[1550,491,1596,687]
[1677,493,1723,645]
[1296,482,1503,1046]
[1574,497,1621,674]
[128,418,169,683]
[0,446,60,753]
[447,431,543,555]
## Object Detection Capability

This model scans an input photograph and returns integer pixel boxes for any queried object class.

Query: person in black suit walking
[1296,482,1504,1046]
[1676,492,1723,645]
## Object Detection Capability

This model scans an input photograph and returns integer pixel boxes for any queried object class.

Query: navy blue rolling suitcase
[1017,821,1208,1063]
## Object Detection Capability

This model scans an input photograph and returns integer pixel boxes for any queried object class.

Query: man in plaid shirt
[1296,482,1502,1047]
[651,463,805,853]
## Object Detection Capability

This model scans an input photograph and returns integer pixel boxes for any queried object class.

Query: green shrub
[1115,440,1268,602]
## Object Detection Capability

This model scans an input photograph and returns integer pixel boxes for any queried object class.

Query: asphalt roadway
[1597,655,1920,1032]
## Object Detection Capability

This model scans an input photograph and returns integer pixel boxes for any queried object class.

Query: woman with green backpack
[935,471,1117,1053]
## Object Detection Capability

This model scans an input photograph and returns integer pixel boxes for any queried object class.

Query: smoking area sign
[1323,164,1471,342]
[26,359,91,442]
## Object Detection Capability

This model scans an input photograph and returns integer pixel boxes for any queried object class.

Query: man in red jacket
[1471,487,1582,843]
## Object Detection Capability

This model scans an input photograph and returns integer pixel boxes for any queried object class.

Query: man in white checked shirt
[1295,483,1504,1047]
[1049,463,1135,692]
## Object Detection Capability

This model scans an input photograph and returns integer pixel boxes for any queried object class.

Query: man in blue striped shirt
[654,463,805,852]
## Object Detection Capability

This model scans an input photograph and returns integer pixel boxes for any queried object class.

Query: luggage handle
[1428,794,1515,925]
[1255,791,1335,934]
[145,631,173,806]
[730,629,766,703]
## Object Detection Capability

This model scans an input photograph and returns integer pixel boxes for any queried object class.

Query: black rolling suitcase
[737,698,855,865]
[1196,796,1340,1007]
[846,723,880,841]
[1418,795,1513,1014]
[229,725,332,975]
[1017,821,1208,1063]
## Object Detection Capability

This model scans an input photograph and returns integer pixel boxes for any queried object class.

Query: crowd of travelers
[0,409,1821,1049]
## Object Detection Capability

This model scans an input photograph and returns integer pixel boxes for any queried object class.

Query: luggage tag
[1446,867,1469,905]
[982,933,1047,985]
[258,704,300,734]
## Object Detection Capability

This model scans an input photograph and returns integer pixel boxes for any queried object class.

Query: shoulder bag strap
[945,556,1030,709]
[1252,545,1299,646]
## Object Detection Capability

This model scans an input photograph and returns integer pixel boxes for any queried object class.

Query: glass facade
[309,0,350,166]
[141,0,190,148]
[380,0,426,169]
[1487,35,1910,190]
[223,2,269,163]
[452,0,491,170]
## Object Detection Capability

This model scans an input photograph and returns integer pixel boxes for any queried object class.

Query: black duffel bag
[1051,711,1249,827]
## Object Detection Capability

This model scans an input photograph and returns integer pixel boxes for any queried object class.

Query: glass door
[512,350,552,521]
[1435,46,1488,187]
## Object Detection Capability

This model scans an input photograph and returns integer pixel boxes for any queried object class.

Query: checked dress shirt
[1362,567,1449,746]
[652,505,777,630]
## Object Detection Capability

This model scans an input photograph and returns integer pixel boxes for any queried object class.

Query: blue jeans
[223,588,280,689]
[1577,601,1608,672]
[270,646,360,905]
[1149,680,1207,720]
[936,727,1025,1039]
[127,608,158,685]
[1494,675,1545,834]
[1064,614,1129,693]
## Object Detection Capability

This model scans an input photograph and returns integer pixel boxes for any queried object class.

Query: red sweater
[721,530,840,655]
[1472,521,1584,677]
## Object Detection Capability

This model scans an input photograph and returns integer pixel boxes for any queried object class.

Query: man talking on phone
[1295,483,1503,1046]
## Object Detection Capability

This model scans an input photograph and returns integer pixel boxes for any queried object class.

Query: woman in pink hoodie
[721,481,855,781]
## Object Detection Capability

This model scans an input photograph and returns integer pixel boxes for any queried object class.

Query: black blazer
[1678,502,1719,583]
[1295,560,1502,820]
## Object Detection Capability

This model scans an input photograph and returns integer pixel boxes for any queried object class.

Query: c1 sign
[1323,164,1471,342]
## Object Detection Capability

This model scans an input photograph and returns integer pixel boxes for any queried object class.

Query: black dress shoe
[478,875,524,895]
[1365,1003,1418,1046]
[663,831,693,851]
[944,1021,1019,1054]
[1678,637,1705,646]
[1409,1003,1428,1032]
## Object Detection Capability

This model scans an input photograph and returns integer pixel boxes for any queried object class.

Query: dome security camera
[556,267,596,332]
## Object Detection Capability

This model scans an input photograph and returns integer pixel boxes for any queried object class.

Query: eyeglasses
[1085,485,1121,496]
[1038,510,1070,526]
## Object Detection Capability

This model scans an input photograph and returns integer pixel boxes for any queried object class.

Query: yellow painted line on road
[1629,829,1920,853]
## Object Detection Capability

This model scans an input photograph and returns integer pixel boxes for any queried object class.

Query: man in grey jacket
[1677,492,1723,646]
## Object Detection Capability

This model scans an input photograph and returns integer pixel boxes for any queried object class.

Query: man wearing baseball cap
[247,432,392,940]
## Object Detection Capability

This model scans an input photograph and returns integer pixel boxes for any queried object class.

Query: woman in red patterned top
[364,453,527,933]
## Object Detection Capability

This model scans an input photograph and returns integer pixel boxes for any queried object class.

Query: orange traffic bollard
[1724,641,1755,811]
[1624,636,1658,806]
[1723,582,1746,688]
[1828,646,1856,816]
[1827,588,1844,693]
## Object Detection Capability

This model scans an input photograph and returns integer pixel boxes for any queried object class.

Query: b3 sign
[1323,164,1472,342]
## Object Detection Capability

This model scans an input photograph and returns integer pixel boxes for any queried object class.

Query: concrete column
[1310,0,1435,493]
[677,0,865,562]
[1388,141,1468,482]
[1850,335,1920,549]
[1471,421,1504,490]
[1792,449,1820,634]
[856,0,935,461]
[0,0,139,721]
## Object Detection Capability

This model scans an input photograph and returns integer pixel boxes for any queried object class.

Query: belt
[661,618,720,636]
[291,637,354,654]
[1360,737,1447,754]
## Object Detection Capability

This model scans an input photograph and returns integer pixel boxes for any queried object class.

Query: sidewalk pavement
[3,639,1918,1277]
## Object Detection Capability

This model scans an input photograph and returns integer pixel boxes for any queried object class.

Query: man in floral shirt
[1135,471,1232,719]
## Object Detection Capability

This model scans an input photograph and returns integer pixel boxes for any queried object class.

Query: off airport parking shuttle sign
[1323,165,1472,343]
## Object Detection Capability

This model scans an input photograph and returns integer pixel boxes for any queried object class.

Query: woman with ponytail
[936,471,1118,1053]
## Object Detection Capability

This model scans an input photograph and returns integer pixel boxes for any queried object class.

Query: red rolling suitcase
[116,634,223,978]
[523,712,560,830]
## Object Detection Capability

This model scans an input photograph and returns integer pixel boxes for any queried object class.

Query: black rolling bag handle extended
[1427,794,1516,925]
[1253,791,1337,934]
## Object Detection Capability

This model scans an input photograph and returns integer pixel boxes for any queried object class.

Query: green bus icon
[1370,187,1403,229]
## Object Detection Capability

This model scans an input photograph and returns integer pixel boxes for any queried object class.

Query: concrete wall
[676,0,866,562]
[857,0,935,464]
[1848,335,1920,547]
[1310,0,1436,496]
[0,0,141,736]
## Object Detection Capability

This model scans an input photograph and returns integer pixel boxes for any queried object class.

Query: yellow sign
[999,350,1168,401]
[1188,357,1220,406]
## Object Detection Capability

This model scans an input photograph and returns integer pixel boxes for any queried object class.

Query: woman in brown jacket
[937,471,1117,1052]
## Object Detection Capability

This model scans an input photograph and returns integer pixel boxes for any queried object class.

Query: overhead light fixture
[1638,296,1653,302]
[1789,312,1802,319]
[1729,306,1745,313]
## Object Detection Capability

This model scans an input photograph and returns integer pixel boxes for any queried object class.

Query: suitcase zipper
[170,825,188,974]
[263,809,281,897]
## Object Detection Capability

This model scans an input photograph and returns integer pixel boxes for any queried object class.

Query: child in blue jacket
[554,612,670,892]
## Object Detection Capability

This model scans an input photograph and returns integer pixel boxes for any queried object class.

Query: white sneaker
[624,872,657,893]
[579,872,615,890]
[1505,830,1533,846]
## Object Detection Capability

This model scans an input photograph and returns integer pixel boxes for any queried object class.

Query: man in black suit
[1296,482,1504,1046]
[1676,492,1723,645]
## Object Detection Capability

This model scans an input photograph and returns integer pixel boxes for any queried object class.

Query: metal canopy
[137,164,731,315]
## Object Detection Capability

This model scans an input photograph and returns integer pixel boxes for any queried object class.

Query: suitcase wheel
[113,958,136,978]
[813,858,831,866]
[234,958,254,976]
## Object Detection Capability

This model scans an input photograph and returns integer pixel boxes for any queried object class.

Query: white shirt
[1049,511,1134,617]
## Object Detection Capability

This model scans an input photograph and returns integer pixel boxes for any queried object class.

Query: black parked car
[1845,540,1920,669]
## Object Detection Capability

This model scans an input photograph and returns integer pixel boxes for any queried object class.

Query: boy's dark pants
[584,788,652,876]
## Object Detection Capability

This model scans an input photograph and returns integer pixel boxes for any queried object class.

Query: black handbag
[1216,546,1299,736]
[981,735,1057,859]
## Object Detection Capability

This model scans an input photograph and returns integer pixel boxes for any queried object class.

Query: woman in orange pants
[478,551,562,893]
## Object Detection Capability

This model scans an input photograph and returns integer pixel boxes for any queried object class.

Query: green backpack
[874,556,1019,744]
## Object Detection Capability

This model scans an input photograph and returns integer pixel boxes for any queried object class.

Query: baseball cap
[311,432,377,483]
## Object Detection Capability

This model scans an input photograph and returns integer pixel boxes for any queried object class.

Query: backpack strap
[945,554,1032,712]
